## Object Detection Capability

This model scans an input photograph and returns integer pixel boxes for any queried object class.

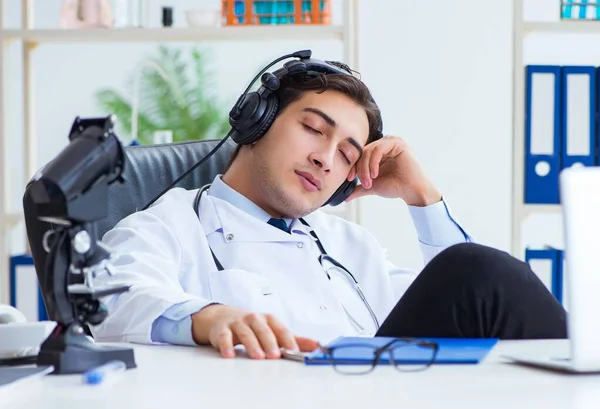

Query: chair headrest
[97,138,237,238]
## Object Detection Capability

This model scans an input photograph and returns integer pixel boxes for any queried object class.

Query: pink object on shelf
[59,0,113,29]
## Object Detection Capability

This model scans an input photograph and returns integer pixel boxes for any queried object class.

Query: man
[92,55,566,360]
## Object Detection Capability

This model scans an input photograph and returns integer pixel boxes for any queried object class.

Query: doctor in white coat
[92,54,567,359]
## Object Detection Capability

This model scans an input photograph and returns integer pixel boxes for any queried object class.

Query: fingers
[357,149,373,189]
[356,139,388,188]
[355,136,403,188]
[212,311,312,360]
[231,318,266,359]
[228,313,299,360]
[248,314,281,359]
[214,328,236,358]
[295,336,319,352]
[369,148,384,179]
[347,167,357,182]
[266,314,299,352]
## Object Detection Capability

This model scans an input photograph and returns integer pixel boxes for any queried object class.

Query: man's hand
[191,304,318,359]
[345,135,442,206]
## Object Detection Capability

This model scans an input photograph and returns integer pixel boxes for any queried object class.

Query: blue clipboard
[302,336,498,366]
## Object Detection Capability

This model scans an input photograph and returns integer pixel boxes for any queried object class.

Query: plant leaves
[94,45,230,145]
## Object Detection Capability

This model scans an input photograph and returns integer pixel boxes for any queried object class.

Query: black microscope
[26,115,136,374]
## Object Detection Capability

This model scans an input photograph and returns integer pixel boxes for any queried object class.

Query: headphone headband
[271,58,353,79]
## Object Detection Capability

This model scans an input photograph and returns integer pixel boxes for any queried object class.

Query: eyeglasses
[316,338,439,375]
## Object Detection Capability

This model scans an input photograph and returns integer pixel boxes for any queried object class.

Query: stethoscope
[193,184,381,333]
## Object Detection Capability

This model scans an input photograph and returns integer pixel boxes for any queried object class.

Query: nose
[309,147,335,173]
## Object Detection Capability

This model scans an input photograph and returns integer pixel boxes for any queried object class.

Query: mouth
[295,170,321,192]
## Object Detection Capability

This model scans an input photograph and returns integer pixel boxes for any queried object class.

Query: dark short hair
[225,64,383,168]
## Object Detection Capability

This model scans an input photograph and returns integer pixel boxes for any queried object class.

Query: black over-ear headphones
[142,50,382,212]
[228,49,383,207]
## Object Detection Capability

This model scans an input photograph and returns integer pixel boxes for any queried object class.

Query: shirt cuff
[407,199,472,247]
[151,300,215,346]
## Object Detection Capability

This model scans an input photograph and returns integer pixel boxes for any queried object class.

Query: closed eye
[302,123,321,135]
[339,150,351,165]
[303,122,351,165]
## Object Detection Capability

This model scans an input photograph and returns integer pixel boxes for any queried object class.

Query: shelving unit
[525,20,600,33]
[0,25,345,43]
[0,0,360,304]
[511,0,600,259]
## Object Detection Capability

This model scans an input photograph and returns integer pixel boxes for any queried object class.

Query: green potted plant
[95,45,231,145]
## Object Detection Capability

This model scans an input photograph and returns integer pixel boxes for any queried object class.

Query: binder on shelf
[9,255,48,322]
[525,247,564,305]
[561,66,597,171]
[524,65,562,204]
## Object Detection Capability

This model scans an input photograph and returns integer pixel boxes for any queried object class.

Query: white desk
[6,340,600,409]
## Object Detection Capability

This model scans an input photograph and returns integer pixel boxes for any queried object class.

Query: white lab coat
[91,187,460,345]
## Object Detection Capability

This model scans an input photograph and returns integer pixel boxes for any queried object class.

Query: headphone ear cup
[229,91,262,145]
[244,97,279,144]
[323,177,358,207]
[229,92,279,146]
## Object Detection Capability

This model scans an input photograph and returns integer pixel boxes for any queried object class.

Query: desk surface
[5,339,600,409]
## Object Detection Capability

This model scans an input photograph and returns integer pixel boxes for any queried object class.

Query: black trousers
[376,243,567,339]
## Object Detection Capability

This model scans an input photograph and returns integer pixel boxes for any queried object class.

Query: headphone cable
[140,129,233,210]
[140,50,311,211]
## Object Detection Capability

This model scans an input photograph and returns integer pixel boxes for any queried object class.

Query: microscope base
[36,323,136,375]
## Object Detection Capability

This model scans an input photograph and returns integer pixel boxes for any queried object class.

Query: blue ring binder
[524,65,562,204]
[525,247,564,304]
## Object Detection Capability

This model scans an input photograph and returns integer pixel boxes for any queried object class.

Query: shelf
[525,21,600,35]
[0,25,344,44]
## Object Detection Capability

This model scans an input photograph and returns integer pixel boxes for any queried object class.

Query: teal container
[255,1,293,25]
[234,1,245,23]
[227,0,327,25]
[302,0,326,12]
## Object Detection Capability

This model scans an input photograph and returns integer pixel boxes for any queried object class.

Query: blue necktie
[268,218,289,233]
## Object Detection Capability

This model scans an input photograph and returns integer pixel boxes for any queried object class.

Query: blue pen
[83,360,126,385]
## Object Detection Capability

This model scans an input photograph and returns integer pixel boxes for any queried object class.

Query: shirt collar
[208,175,294,227]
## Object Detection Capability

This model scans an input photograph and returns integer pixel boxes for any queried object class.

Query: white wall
[359,0,514,271]
[5,0,518,274]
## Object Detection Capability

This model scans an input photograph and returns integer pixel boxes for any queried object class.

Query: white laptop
[503,166,600,373]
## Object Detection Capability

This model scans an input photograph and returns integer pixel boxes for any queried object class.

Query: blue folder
[561,66,597,170]
[524,65,562,204]
[303,336,498,366]
[525,247,564,304]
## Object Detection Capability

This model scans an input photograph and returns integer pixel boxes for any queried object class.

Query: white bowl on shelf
[185,10,221,28]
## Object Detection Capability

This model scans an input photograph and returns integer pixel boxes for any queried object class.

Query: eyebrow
[303,107,364,157]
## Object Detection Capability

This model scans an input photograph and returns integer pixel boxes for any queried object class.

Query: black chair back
[23,138,237,320]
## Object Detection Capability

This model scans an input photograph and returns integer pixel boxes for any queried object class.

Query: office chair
[22,138,238,321]
[22,136,418,327]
